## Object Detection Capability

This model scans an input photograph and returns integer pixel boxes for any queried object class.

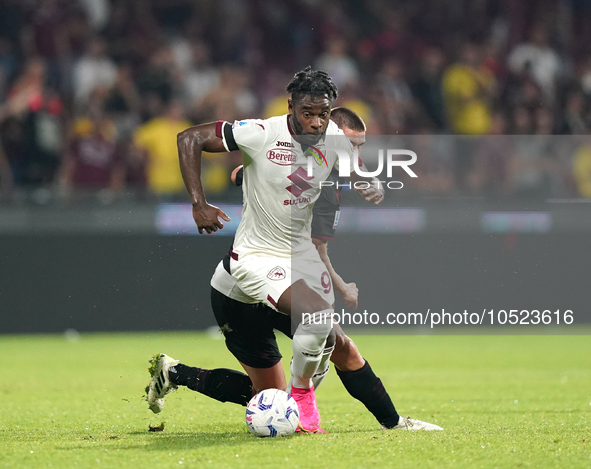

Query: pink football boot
[291,384,321,432]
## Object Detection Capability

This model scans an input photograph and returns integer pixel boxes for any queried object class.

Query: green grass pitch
[1,331,590,469]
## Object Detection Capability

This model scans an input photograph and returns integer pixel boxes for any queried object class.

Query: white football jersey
[218,115,354,257]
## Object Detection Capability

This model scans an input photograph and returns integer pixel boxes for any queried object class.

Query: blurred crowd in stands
[1,0,591,204]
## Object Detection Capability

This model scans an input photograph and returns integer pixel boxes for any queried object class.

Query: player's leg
[231,252,333,392]
[310,328,335,390]
[329,324,400,429]
[277,279,333,390]
[273,306,334,394]
[165,360,285,406]
[330,324,442,431]
[176,287,286,400]
[274,313,413,430]
[277,279,333,432]
[146,288,286,412]
[239,361,286,393]
[230,253,333,432]
[168,363,254,405]
[167,360,285,405]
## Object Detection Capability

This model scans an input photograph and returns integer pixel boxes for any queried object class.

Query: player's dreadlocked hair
[330,107,366,132]
[287,66,338,103]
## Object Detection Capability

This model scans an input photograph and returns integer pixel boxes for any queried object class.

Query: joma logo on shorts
[267,266,286,280]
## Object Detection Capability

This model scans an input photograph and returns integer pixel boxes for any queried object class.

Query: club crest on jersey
[267,266,287,280]
[305,145,328,167]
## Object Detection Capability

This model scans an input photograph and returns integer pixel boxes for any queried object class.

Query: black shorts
[211,287,293,369]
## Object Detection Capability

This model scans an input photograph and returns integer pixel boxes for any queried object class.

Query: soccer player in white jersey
[176,67,382,432]
[147,107,443,432]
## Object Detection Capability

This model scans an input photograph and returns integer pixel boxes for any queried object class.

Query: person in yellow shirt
[442,43,495,135]
[442,43,496,190]
[133,101,192,197]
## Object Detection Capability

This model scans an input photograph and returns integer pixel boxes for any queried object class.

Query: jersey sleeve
[311,171,340,241]
[216,119,267,154]
[311,191,340,241]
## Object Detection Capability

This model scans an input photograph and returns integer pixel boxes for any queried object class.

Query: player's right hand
[192,202,231,234]
[341,282,359,310]
[357,184,385,205]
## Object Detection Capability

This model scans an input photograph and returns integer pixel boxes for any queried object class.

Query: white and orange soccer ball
[245,388,300,437]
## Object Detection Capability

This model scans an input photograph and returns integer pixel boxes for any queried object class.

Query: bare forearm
[177,122,231,234]
[177,122,224,206]
[178,126,207,206]
[314,239,347,294]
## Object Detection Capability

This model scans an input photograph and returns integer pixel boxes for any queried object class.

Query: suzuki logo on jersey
[267,148,297,165]
[284,196,311,206]
[267,266,286,280]
[286,166,313,197]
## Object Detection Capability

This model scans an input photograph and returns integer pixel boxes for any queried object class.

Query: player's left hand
[356,184,384,205]
[340,282,359,310]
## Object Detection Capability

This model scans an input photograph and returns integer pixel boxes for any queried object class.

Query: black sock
[169,363,253,406]
[336,360,400,428]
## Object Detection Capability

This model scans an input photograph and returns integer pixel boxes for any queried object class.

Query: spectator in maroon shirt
[59,103,124,196]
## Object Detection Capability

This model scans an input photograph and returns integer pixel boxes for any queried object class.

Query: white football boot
[146,353,179,413]
[385,416,443,431]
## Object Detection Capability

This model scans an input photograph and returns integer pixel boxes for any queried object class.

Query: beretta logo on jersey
[266,148,297,166]
[267,266,287,280]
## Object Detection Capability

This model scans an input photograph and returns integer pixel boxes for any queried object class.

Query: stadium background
[1,0,591,333]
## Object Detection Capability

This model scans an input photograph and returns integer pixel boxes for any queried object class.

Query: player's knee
[331,334,362,367]
[301,318,332,341]
[334,333,355,356]
[295,308,333,353]
[301,308,332,335]
[283,280,331,319]
[294,326,329,355]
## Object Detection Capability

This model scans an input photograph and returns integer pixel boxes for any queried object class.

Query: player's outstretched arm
[177,123,231,234]
[312,237,358,310]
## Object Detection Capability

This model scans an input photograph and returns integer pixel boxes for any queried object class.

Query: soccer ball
[245,388,300,437]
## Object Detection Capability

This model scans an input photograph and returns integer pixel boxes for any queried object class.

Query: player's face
[289,95,332,145]
[342,127,366,151]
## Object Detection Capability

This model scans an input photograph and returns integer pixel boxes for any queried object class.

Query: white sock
[291,308,333,389]
[312,342,334,390]
[286,341,334,394]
